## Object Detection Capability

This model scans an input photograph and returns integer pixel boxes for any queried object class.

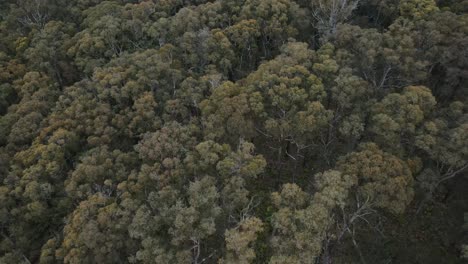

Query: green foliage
[270,170,356,263]
[0,0,466,263]
[337,143,414,214]
[400,0,439,20]
[223,217,264,264]
[370,85,436,151]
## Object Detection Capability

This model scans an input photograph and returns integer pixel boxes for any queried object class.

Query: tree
[310,0,360,40]
[224,19,261,75]
[414,101,467,208]
[24,21,77,86]
[222,217,264,264]
[216,140,266,221]
[410,11,468,101]
[270,170,356,263]
[399,0,439,20]
[336,142,414,214]
[240,0,302,57]
[200,81,261,141]
[128,177,221,264]
[65,146,138,202]
[56,194,137,263]
[0,0,466,262]
[369,85,436,153]
[333,23,428,90]
[2,71,58,150]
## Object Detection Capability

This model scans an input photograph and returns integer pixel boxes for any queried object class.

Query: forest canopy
[0,0,467,263]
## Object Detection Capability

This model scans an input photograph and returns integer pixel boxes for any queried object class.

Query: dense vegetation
[0,0,467,263]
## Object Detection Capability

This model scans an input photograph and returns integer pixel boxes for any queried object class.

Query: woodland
[0,0,467,263]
